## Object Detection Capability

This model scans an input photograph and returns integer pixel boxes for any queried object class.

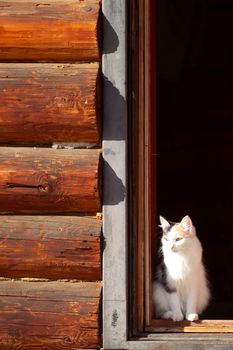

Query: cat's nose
[171,244,175,251]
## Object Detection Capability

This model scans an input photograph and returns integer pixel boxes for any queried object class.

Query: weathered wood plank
[0,216,101,280]
[148,319,233,333]
[0,0,100,62]
[0,280,101,349]
[0,148,101,213]
[0,63,100,143]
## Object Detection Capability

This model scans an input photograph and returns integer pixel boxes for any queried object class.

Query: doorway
[156,0,233,319]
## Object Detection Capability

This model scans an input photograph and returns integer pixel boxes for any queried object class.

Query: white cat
[153,215,210,322]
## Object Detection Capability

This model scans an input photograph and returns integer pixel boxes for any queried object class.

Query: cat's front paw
[186,313,199,321]
[161,311,184,321]
[161,311,173,319]
[172,312,184,322]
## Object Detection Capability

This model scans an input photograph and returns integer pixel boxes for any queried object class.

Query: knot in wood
[84,5,92,12]
[38,184,49,192]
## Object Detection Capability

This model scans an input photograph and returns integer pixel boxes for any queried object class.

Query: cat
[153,215,210,321]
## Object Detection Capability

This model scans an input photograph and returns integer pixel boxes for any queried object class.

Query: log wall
[0,0,100,62]
[0,147,101,213]
[0,63,100,143]
[0,216,101,280]
[0,0,102,348]
[0,280,101,349]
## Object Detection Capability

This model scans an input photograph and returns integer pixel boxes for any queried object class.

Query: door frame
[102,0,233,348]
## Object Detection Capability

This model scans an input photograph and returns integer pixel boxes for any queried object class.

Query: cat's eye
[175,237,183,242]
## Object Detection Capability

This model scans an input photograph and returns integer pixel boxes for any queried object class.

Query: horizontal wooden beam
[0,216,101,280]
[0,280,101,349]
[148,319,233,333]
[0,63,100,143]
[0,147,101,213]
[0,0,100,62]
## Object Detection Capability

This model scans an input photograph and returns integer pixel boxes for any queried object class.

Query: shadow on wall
[102,13,126,141]
[102,14,119,54]
[102,14,126,205]
[102,76,127,141]
[102,159,125,206]
[102,77,126,204]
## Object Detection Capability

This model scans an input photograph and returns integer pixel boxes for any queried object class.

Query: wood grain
[0,63,100,143]
[148,319,233,333]
[0,0,100,62]
[0,280,101,349]
[0,216,101,280]
[0,147,101,213]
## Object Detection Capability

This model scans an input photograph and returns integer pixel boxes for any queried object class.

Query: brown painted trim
[129,0,154,333]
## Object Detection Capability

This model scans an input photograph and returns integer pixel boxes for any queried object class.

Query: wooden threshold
[146,319,233,333]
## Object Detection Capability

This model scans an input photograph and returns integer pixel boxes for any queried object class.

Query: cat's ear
[180,215,192,232]
[159,216,170,231]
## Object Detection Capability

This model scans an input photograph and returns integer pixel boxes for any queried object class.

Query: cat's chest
[164,253,191,281]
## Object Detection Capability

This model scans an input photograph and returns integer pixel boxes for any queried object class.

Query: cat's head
[159,215,196,253]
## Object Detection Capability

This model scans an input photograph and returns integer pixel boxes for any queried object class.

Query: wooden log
[0,147,101,213]
[0,216,101,280]
[0,0,100,62]
[0,280,101,349]
[0,63,100,143]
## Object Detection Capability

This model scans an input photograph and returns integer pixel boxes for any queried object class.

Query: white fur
[153,216,210,321]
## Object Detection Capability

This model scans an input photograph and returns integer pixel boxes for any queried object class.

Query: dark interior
[156,0,233,319]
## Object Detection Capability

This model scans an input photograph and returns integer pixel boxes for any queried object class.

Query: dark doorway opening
[156,0,233,319]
